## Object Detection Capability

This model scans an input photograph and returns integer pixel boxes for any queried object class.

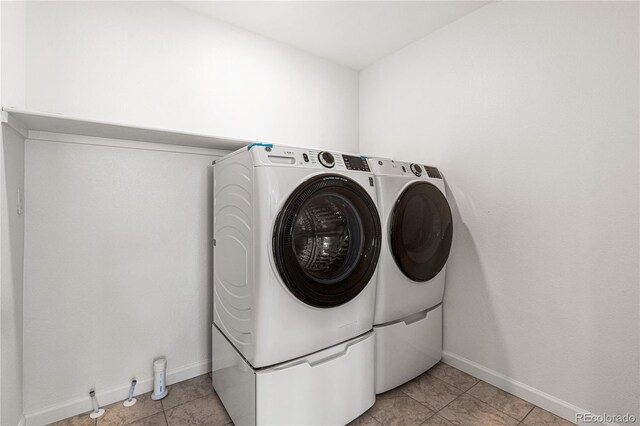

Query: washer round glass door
[390,181,453,282]
[273,175,382,308]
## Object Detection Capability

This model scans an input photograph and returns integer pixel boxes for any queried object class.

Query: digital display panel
[342,155,370,172]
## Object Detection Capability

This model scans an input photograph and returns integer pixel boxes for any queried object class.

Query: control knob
[410,163,422,177]
[318,151,335,168]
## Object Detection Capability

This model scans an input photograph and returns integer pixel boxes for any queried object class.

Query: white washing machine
[212,144,382,425]
[367,157,453,394]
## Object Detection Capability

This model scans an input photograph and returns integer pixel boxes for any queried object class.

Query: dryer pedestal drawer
[213,325,375,426]
[374,304,442,394]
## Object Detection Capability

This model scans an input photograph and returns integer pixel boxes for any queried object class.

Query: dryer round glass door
[390,182,453,282]
[273,175,382,308]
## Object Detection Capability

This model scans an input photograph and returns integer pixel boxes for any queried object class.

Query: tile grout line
[430,372,481,393]
[446,364,574,425]
[462,379,537,423]
[461,392,525,424]
[162,391,215,413]
[412,370,475,424]
[396,370,469,408]
[405,367,528,426]
[162,403,170,426]
[424,369,480,393]
[369,395,431,426]
[431,366,537,424]
[520,405,536,425]
[417,409,439,426]
[120,409,164,426]
[431,385,467,422]
[462,379,480,395]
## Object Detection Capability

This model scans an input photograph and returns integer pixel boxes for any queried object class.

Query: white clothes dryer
[367,157,453,394]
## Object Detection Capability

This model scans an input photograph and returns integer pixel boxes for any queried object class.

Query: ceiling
[177,1,489,70]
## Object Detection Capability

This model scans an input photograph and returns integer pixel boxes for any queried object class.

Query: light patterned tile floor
[49,363,576,426]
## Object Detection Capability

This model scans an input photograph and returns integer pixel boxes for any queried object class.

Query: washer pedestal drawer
[213,325,375,426]
[374,304,442,394]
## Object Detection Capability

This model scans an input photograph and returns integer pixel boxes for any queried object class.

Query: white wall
[1,0,26,109]
[360,1,639,422]
[25,1,359,152]
[19,1,360,423]
[1,124,25,426]
[23,137,224,424]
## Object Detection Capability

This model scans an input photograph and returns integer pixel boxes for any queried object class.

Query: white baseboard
[17,415,26,426]
[442,351,621,426]
[24,359,211,426]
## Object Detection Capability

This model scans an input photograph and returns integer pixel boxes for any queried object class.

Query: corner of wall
[0,123,26,426]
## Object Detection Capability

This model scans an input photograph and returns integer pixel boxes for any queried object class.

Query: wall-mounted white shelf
[1,107,251,151]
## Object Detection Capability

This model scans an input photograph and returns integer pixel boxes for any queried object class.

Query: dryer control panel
[367,157,442,179]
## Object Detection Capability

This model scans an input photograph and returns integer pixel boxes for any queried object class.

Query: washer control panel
[250,145,373,172]
[343,155,371,172]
